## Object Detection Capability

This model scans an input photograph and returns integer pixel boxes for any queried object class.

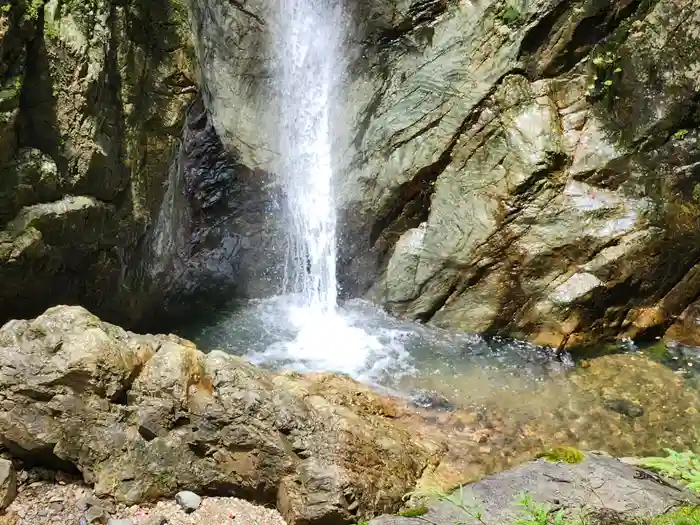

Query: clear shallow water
[180,296,700,467]
[181,294,574,404]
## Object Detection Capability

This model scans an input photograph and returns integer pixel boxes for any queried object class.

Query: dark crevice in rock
[518,0,659,78]
[375,0,448,48]
[413,278,460,324]
[16,10,62,166]
[225,0,265,26]
[138,425,158,441]
[1,442,80,475]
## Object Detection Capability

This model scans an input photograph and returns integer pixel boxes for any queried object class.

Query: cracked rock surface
[191,0,700,348]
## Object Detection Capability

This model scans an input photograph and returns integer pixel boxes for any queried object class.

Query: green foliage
[403,485,487,523]
[586,51,623,99]
[399,507,430,518]
[650,506,700,525]
[24,0,44,19]
[675,129,690,140]
[513,493,567,525]
[537,447,585,465]
[640,450,700,493]
[498,0,525,26]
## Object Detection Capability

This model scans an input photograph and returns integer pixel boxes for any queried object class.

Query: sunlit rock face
[186,0,700,349]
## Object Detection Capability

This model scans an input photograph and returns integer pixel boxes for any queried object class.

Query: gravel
[3,469,288,525]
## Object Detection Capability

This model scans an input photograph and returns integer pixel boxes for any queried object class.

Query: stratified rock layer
[190,0,700,349]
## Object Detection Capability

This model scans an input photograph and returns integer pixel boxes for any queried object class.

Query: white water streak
[273,0,344,314]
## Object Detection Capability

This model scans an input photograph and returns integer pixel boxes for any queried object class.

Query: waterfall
[273,0,343,314]
[248,0,408,378]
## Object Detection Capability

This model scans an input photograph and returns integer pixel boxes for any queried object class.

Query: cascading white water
[263,0,410,376]
[274,0,342,314]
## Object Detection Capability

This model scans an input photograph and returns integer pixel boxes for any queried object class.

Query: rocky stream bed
[0,306,699,525]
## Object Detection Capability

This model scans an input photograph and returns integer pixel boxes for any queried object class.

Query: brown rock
[0,459,16,511]
[0,306,434,525]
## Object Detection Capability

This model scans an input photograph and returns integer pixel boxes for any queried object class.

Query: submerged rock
[603,398,645,418]
[409,389,455,412]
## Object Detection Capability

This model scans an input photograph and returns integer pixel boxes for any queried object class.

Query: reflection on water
[180,294,700,484]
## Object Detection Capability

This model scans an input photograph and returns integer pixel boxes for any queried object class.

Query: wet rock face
[140,98,285,328]
[189,0,700,348]
[0,0,194,328]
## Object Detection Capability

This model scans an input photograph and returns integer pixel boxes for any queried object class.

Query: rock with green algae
[536,446,585,464]
[0,0,195,327]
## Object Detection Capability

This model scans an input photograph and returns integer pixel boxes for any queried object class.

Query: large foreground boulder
[0,306,438,525]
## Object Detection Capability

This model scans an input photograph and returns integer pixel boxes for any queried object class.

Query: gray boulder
[175,491,202,513]
[372,454,698,525]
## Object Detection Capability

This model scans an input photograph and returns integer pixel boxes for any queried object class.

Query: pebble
[175,491,202,513]
[4,468,287,525]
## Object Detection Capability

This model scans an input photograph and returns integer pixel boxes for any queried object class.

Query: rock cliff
[0,0,195,327]
[192,0,700,348]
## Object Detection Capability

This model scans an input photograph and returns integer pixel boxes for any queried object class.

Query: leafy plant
[640,449,700,493]
[650,506,700,525]
[498,0,525,26]
[403,485,487,524]
[513,493,565,525]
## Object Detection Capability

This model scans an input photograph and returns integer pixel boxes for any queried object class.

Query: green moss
[537,446,585,464]
[398,507,429,518]
[650,506,700,525]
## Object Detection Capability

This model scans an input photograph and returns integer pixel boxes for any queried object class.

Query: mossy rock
[536,446,585,464]
[398,507,429,518]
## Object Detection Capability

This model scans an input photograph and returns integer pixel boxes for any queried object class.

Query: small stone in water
[603,398,645,418]
[175,491,202,513]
